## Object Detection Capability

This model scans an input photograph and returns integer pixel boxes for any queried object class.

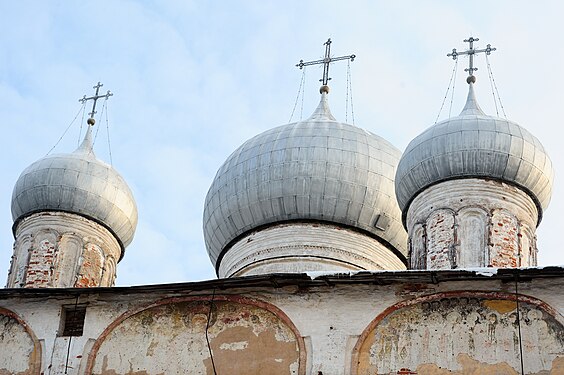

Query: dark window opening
[60,305,87,337]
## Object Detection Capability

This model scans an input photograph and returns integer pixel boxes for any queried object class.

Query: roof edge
[1,266,563,296]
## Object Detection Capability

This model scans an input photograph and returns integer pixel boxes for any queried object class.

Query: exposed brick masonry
[407,179,538,270]
[7,212,122,288]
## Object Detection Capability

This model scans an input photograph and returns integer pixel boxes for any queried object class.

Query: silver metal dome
[11,127,138,250]
[203,92,407,269]
[395,83,553,222]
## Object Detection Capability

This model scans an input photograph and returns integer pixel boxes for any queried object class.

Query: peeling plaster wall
[220,222,405,278]
[407,179,539,270]
[89,298,303,374]
[7,212,122,288]
[0,274,563,374]
[0,308,40,375]
[354,295,564,374]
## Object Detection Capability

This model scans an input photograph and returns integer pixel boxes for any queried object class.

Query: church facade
[0,39,563,374]
[2,268,563,374]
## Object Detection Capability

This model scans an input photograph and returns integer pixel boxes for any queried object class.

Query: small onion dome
[395,83,553,225]
[11,126,138,253]
[203,92,407,270]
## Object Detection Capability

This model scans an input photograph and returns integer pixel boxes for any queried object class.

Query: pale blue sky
[1,1,562,286]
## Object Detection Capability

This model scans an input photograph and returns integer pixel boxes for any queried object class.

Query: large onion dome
[203,90,407,271]
[395,83,553,224]
[11,126,138,251]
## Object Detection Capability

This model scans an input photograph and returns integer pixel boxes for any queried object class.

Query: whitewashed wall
[0,270,563,374]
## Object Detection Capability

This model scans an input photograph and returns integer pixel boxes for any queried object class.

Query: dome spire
[307,88,336,121]
[75,122,95,155]
[77,82,113,154]
[459,82,485,116]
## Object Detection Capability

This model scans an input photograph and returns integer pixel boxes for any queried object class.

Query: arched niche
[408,223,426,269]
[425,209,456,269]
[100,255,117,287]
[490,209,520,267]
[76,243,104,287]
[86,295,305,375]
[518,222,537,267]
[0,307,42,374]
[53,234,82,288]
[8,234,32,287]
[457,207,488,267]
[25,230,58,287]
[352,292,564,374]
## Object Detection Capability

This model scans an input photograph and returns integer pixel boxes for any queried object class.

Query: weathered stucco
[7,212,122,288]
[220,222,406,278]
[354,292,564,374]
[0,270,563,374]
[0,308,41,375]
[407,179,539,270]
[88,296,304,375]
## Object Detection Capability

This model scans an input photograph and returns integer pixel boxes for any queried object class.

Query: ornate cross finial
[447,37,496,83]
[296,38,356,92]
[79,82,113,126]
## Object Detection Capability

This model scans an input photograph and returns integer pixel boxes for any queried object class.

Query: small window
[60,305,87,337]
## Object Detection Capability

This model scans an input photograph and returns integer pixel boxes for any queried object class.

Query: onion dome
[11,126,138,251]
[395,83,553,224]
[203,89,407,270]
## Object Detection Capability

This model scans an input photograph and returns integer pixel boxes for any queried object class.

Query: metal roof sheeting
[203,93,407,267]
[11,128,138,249]
[395,84,553,220]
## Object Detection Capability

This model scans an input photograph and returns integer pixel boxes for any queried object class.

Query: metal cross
[79,82,113,123]
[447,37,496,77]
[296,38,356,86]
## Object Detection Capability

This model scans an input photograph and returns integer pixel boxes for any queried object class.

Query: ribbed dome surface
[203,93,407,268]
[11,127,138,249]
[395,83,553,221]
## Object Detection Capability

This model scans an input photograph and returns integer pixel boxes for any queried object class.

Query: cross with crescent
[447,37,496,82]
[296,38,356,86]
